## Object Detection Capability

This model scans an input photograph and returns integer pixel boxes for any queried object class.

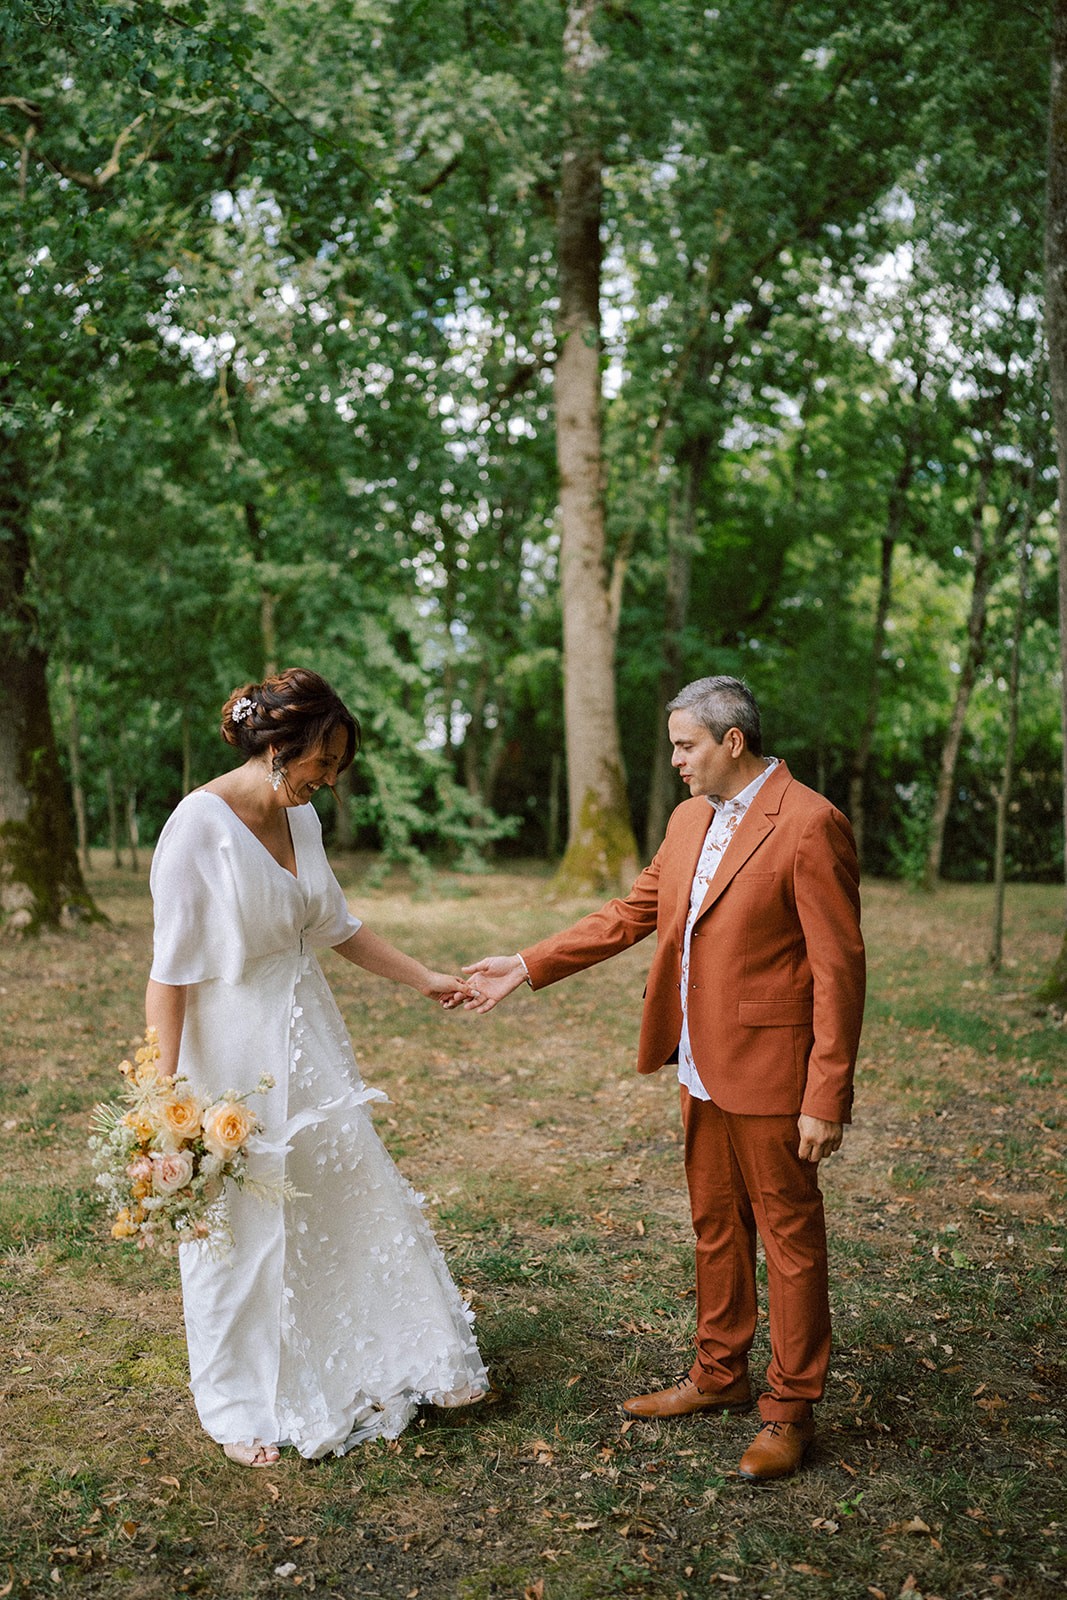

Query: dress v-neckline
[199,791,301,881]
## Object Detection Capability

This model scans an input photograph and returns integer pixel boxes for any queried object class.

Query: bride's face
[275,726,349,806]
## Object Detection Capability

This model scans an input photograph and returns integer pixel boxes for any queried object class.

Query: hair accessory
[232,697,255,724]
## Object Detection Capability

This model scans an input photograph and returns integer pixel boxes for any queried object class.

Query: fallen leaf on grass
[811,1518,839,1534]
[884,1517,931,1536]
[792,1563,830,1576]
[159,1476,180,1490]
[524,1582,545,1600]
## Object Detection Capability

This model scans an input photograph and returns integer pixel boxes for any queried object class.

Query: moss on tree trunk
[553,777,638,896]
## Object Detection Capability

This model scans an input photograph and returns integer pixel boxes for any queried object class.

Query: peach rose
[160,1093,202,1145]
[151,1149,195,1194]
[202,1100,256,1161]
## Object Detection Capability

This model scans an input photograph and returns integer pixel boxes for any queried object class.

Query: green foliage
[0,0,1058,888]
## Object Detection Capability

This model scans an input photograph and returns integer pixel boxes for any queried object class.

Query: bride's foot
[432,1386,489,1409]
[223,1440,281,1467]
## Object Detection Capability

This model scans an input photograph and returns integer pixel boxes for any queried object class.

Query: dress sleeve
[149,802,247,986]
[294,805,363,950]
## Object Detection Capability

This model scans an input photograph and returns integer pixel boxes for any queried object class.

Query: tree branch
[2,111,148,192]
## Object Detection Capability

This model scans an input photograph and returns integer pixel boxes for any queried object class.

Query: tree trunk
[105,769,122,868]
[1040,0,1067,1003]
[644,495,688,857]
[125,789,140,873]
[922,448,1009,891]
[553,0,638,893]
[989,525,1032,972]
[181,710,193,796]
[0,446,99,931]
[847,376,924,862]
[847,534,894,865]
[644,445,708,855]
[61,659,91,880]
[329,765,354,851]
[253,503,279,681]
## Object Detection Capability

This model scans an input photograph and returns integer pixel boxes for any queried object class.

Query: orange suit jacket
[521,762,866,1124]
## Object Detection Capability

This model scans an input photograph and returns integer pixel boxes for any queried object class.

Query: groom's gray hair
[666,676,763,756]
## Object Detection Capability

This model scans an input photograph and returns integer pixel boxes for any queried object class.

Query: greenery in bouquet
[90,1028,275,1255]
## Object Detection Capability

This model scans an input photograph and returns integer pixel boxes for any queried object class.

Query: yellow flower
[135,1030,160,1067]
[122,1109,158,1143]
[111,1209,138,1240]
[202,1100,257,1161]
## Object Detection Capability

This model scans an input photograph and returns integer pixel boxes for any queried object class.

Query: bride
[146,667,488,1466]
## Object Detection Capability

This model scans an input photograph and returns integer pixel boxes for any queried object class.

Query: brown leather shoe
[737,1417,815,1481]
[622,1374,753,1419]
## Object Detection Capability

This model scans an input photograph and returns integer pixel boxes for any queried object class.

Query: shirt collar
[709,756,779,816]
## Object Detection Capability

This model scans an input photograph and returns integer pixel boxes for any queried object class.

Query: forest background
[1,0,1064,932]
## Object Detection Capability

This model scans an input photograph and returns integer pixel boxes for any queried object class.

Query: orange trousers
[680,1087,831,1423]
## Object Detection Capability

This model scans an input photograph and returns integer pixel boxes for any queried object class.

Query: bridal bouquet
[90,1028,275,1256]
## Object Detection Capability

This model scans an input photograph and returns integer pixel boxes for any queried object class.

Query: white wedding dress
[149,792,487,1458]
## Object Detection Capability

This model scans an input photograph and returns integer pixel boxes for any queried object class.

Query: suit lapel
[693,761,791,922]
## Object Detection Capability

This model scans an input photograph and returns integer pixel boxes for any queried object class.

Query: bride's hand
[421,971,476,1009]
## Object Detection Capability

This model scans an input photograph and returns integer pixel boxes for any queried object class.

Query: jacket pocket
[737,998,813,1028]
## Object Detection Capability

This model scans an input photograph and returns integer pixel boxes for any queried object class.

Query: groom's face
[668,710,741,803]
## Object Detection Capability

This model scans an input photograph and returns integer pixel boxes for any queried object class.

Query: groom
[463,676,866,1481]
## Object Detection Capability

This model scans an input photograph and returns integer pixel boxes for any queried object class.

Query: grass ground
[0,856,1064,1600]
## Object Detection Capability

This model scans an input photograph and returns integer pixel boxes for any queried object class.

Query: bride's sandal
[223,1440,281,1467]
[432,1386,489,1409]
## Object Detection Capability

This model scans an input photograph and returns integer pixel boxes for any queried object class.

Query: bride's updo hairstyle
[221,668,361,773]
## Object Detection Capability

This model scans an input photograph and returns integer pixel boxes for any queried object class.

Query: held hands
[421,971,478,1010]
[460,955,528,1014]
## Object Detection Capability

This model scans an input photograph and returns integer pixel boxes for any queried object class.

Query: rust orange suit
[520,761,866,1420]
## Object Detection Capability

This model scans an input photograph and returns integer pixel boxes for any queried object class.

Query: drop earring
[267,760,285,792]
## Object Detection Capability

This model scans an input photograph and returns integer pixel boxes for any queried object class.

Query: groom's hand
[461,954,528,1013]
